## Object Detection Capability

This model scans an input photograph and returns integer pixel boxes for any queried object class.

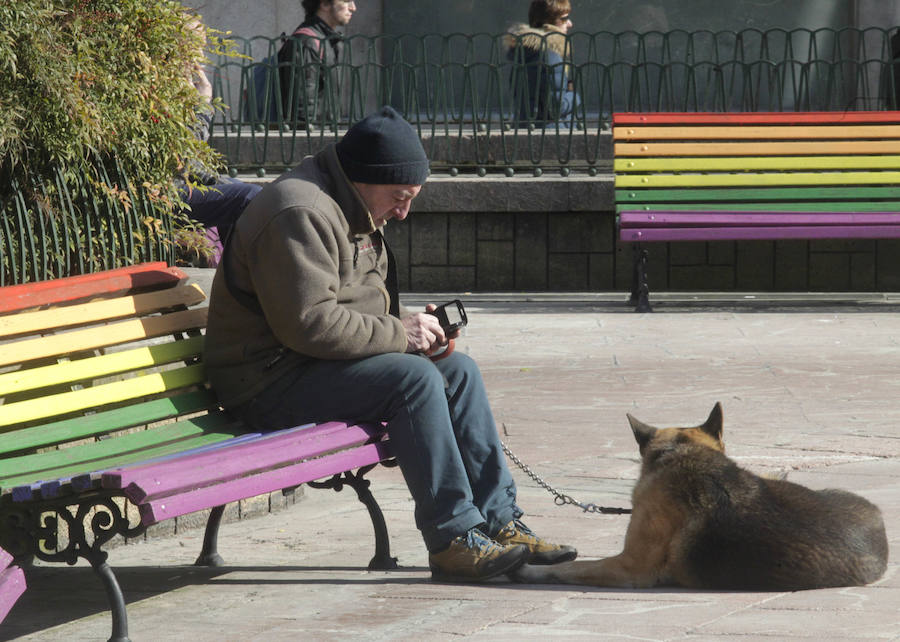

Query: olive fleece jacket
[203,144,409,408]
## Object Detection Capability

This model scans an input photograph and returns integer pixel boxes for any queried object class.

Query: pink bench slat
[70,431,266,494]
[0,547,26,623]
[621,224,900,242]
[104,421,384,504]
[619,211,900,228]
[0,566,26,623]
[138,440,392,525]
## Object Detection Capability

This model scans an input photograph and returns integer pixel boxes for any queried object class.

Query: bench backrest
[0,268,244,500]
[613,111,900,215]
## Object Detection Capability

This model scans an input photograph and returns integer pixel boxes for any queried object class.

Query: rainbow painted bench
[614,111,900,311]
[0,263,396,641]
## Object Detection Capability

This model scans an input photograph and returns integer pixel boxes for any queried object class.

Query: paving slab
[2,286,899,641]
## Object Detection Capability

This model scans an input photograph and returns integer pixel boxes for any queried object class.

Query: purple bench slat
[68,431,266,494]
[621,224,900,243]
[7,431,268,503]
[104,421,385,503]
[138,440,392,525]
[0,547,26,623]
[619,210,900,228]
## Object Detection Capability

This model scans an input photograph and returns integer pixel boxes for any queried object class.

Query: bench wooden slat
[615,140,900,156]
[105,421,383,503]
[613,124,900,141]
[0,335,204,396]
[0,389,218,456]
[620,224,900,242]
[615,155,900,172]
[616,170,900,188]
[2,414,244,495]
[0,283,206,338]
[618,201,900,212]
[613,111,900,125]
[138,440,393,525]
[0,307,207,367]
[0,364,205,427]
[0,564,26,623]
[70,430,266,493]
[616,185,900,203]
[0,262,182,315]
[619,211,900,227]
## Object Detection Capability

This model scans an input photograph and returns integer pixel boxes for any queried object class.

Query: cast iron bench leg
[629,244,653,313]
[90,557,130,642]
[195,505,226,567]
[309,466,399,571]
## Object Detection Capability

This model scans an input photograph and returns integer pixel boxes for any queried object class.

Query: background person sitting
[505,0,581,127]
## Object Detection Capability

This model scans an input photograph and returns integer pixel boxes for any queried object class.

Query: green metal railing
[210,27,900,173]
[1,161,176,286]
[6,28,900,285]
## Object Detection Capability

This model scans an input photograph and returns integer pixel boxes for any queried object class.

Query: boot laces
[465,528,503,554]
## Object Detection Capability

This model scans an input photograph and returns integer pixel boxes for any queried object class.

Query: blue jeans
[232,351,521,552]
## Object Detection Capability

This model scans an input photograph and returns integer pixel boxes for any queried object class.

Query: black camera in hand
[428,299,467,333]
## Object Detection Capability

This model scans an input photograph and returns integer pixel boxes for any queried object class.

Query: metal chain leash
[501,440,632,515]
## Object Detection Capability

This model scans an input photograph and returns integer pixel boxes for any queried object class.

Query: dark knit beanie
[336,106,429,185]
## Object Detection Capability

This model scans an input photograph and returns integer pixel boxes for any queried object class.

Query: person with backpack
[277,0,356,128]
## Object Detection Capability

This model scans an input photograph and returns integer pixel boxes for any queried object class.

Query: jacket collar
[503,23,568,58]
[319,144,378,236]
[301,15,344,42]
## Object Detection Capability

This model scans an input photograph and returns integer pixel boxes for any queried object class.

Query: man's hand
[402,311,445,355]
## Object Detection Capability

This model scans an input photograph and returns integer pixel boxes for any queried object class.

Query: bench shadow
[2,563,431,640]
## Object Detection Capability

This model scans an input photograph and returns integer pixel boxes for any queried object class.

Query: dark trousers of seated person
[231,350,521,552]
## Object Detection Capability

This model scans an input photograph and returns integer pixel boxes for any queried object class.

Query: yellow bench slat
[0,284,206,339]
[0,307,208,368]
[615,155,900,172]
[615,170,900,188]
[613,124,900,141]
[0,363,206,427]
[0,335,205,396]
[615,140,900,157]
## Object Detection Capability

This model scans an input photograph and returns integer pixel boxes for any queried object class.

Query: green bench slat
[0,389,219,456]
[0,413,244,490]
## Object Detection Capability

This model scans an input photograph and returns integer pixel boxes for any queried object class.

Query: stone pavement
[3,288,899,641]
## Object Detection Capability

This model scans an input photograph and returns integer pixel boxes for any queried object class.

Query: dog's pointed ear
[700,402,724,442]
[627,413,656,452]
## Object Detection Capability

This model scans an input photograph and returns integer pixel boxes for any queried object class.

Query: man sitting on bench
[203,106,576,582]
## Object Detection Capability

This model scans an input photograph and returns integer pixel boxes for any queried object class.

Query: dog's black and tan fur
[516,403,888,590]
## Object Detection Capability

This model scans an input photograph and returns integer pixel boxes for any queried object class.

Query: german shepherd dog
[515,403,888,590]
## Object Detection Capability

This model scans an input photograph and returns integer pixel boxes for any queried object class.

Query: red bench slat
[0,262,186,315]
[613,111,900,125]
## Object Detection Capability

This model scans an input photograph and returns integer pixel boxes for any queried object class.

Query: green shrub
[0,0,229,282]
